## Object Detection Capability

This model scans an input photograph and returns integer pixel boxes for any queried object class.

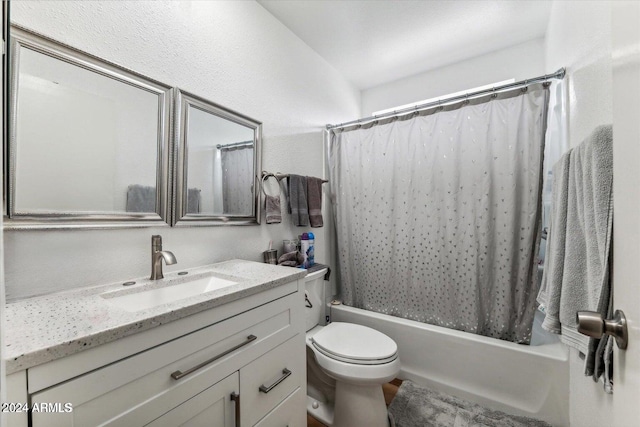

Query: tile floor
[306,379,402,427]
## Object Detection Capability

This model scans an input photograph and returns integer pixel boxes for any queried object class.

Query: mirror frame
[173,89,262,226]
[5,25,173,229]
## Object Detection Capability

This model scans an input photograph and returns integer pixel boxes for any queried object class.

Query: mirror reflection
[174,90,261,225]
[186,106,255,216]
[8,26,171,226]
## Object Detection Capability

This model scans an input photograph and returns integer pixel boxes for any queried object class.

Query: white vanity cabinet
[7,276,306,427]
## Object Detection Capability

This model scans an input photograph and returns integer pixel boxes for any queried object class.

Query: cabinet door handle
[230,392,240,427]
[258,368,291,393]
[170,335,257,380]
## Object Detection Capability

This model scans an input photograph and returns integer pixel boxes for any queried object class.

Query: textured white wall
[546,1,613,150]
[361,38,545,116]
[6,0,359,300]
[545,2,614,426]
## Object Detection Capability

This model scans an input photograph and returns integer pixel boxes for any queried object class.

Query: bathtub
[330,305,569,427]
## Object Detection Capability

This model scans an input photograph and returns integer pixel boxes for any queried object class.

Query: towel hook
[261,172,280,198]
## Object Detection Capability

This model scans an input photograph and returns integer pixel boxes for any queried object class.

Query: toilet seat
[310,322,398,365]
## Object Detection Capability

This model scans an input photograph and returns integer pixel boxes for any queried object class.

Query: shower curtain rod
[326,67,566,131]
[216,140,253,150]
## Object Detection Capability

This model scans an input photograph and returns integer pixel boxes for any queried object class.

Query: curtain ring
[261,173,279,198]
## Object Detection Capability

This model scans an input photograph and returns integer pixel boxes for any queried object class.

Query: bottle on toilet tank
[300,233,310,268]
[307,232,315,267]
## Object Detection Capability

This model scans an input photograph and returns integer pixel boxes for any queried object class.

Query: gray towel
[307,176,324,227]
[538,152,571,333]
[591,289,614,391]
[126,185,155,212]
[288,174,309,226]
[388,380,551,427]
[187,188,201,214]
[265,195,282,224]
[538,125,613,358]
[277,250,304,267]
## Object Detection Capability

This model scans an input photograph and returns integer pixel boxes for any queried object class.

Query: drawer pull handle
[259,368,292,393]
[171,334,257,380]
[230,392,240,427]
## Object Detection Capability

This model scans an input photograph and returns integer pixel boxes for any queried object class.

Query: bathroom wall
[361,38,546,116]
[6,0,360,300]
[545,1,614,425]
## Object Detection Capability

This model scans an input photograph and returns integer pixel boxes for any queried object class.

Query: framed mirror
[173,89,262,226]
[6,26,172,228]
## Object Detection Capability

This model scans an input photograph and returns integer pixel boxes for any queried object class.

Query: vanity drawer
[31,293,298,427]
[254,387,306,427]
[241,334,306,427]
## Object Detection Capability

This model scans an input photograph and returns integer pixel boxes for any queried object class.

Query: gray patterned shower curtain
[221,145,254,215]
[329,85,549,343]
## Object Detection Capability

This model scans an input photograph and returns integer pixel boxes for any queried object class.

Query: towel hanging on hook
[261,170,328,227]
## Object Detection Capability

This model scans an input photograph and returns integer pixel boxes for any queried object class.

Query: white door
[611,1,640,425]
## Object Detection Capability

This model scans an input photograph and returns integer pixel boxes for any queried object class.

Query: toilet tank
[304,268,329,332]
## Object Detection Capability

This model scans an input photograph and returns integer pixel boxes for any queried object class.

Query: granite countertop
[4,260,307,374]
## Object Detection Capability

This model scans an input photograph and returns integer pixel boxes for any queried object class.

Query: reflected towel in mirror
[187,188,201,214]
[126,184,155,212]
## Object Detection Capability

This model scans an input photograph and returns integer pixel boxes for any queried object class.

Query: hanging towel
[307,176,324,227]
[126,184,155,212]
[590,283,614,391]
[538,152,571,332]
[288,174,309,226]
[265,195,282,224]
[538,125,613,358]
[187,188,201,214]
[602,335,614,393]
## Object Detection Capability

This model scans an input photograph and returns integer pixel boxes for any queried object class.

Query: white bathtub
[330,305,569,427]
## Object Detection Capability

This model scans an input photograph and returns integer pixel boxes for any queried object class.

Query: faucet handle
[152,235,162,249]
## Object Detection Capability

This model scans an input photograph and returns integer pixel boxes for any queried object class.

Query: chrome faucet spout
[158,251,177,265]
[150,235,177,280]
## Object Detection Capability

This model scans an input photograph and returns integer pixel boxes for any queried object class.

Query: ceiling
[258,0,552,90]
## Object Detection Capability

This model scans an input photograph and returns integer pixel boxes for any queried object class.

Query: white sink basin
[102,274,239,312]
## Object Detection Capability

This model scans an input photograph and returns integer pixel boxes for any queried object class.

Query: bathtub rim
[330,304,568,362]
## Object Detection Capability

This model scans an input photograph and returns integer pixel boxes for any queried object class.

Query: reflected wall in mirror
[6,26,172,228]
[174,89,262,226]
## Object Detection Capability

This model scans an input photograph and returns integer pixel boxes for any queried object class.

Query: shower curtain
[221,145,254,215]
[329,84,549,343]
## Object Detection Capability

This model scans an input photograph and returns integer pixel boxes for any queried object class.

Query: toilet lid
[311,322,398,365]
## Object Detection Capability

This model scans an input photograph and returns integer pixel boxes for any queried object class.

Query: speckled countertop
[4,260,306,374]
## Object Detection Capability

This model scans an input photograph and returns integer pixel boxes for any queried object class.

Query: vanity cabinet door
[146,372,238,427]
[240,334,306,427]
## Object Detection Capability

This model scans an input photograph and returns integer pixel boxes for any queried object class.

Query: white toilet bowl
[304,268,400,427]
[306,322,400,427]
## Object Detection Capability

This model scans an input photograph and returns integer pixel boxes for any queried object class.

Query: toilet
[304,268,400,427]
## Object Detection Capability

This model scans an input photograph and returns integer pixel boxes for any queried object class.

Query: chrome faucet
[150,235,177,280]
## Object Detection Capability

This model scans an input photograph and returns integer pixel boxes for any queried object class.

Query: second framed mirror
[173,90,262,226]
